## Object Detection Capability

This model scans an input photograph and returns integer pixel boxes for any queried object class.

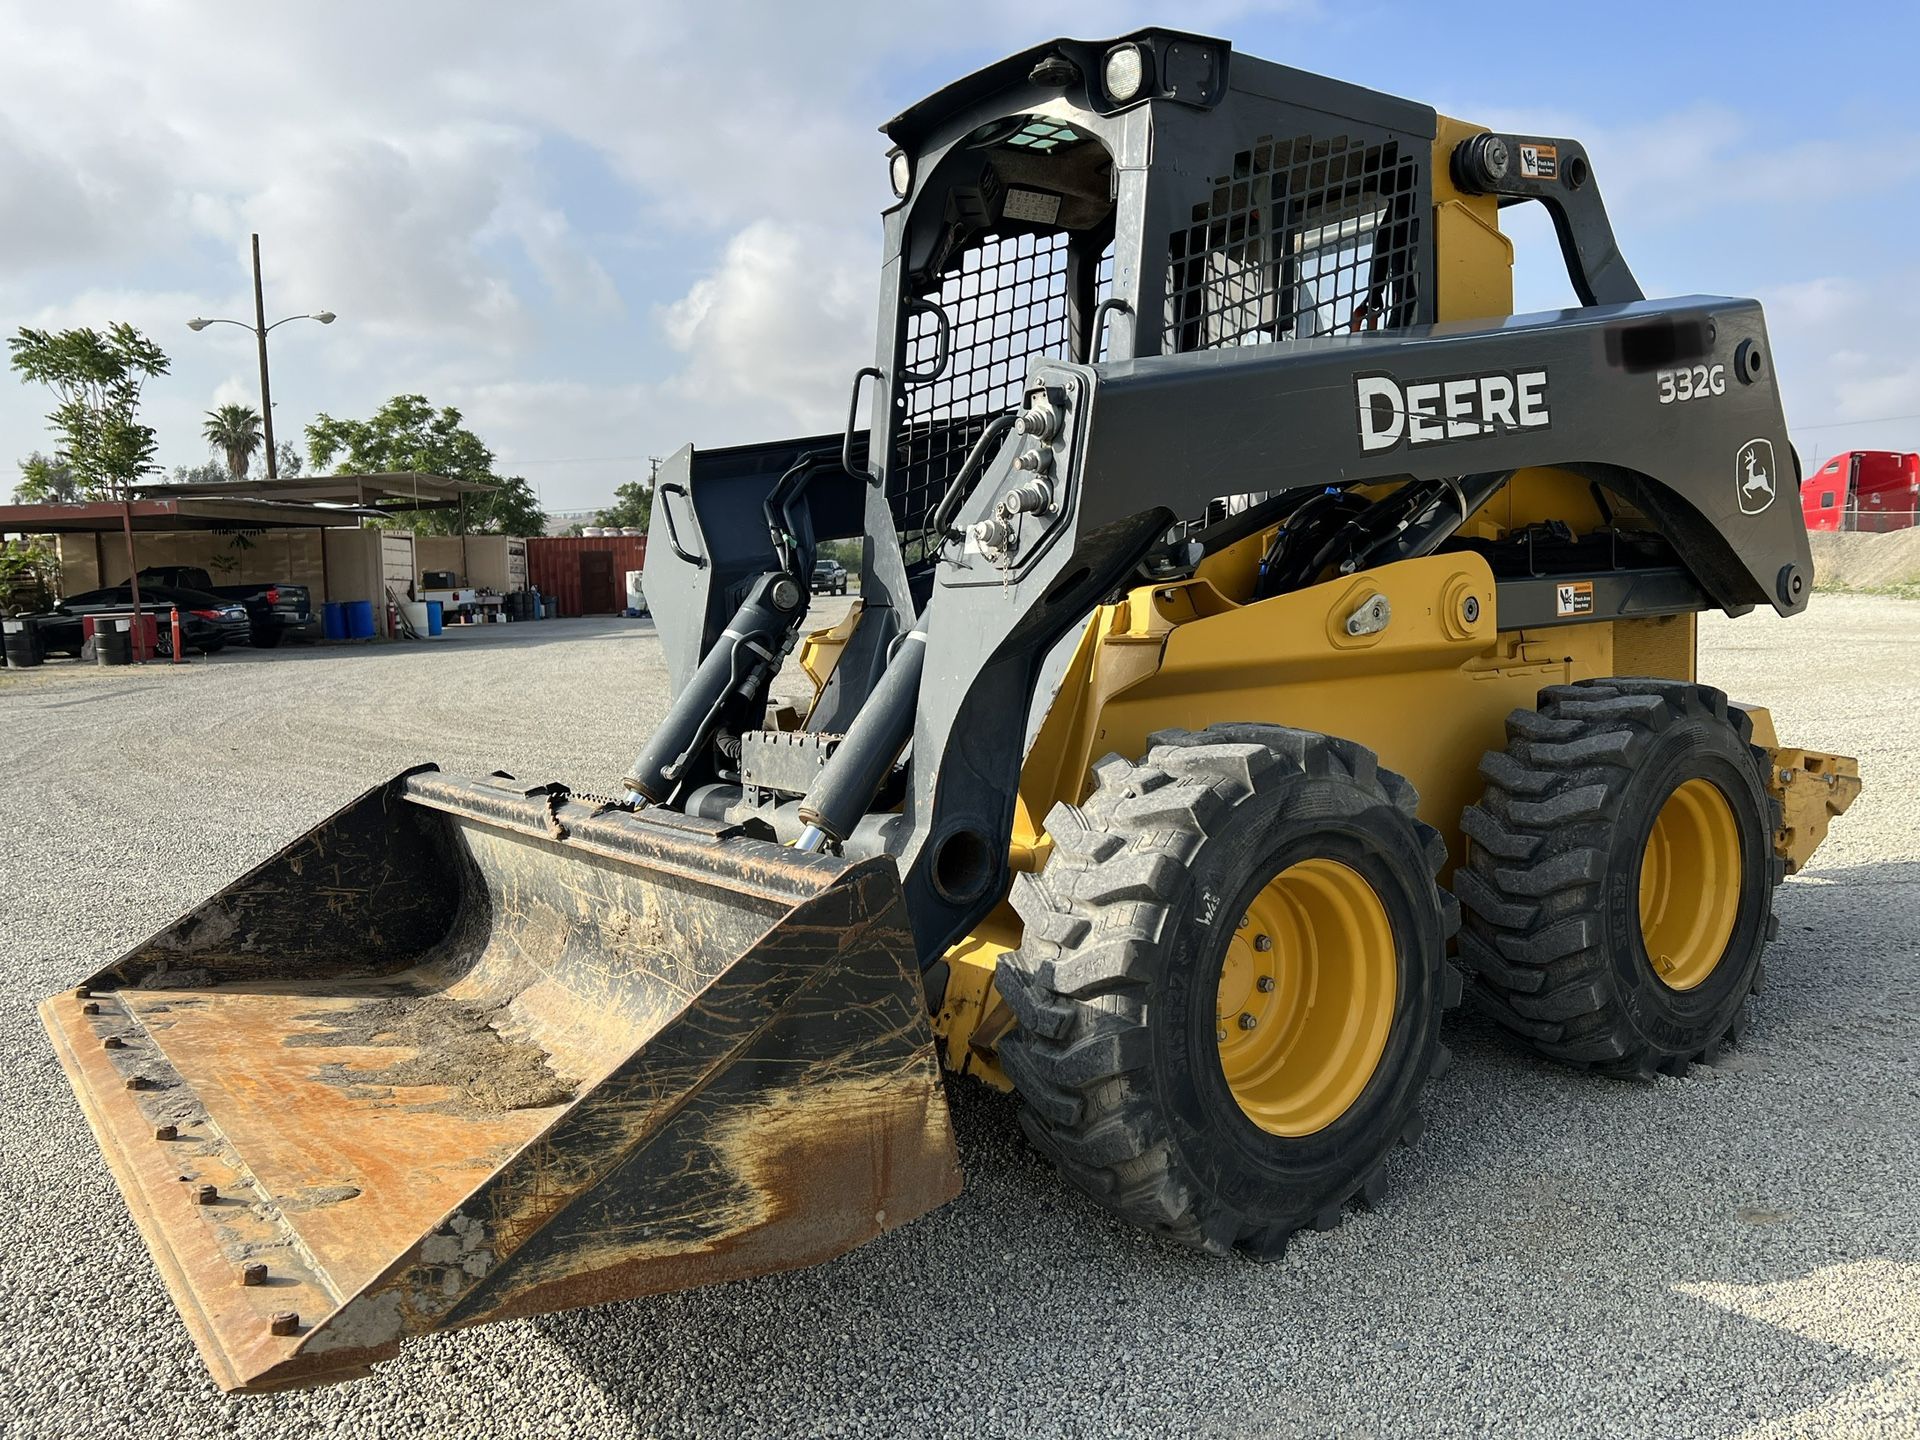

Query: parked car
[811,558,848,595]
[34,584,242,657]
[135,566,321,646]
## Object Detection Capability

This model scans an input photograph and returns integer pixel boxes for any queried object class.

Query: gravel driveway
[2,595,1914,1439]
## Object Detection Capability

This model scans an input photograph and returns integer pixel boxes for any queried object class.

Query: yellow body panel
[797,601,862,715]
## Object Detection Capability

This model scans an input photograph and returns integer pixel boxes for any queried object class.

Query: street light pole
[188,241,333,483]
[251,234,278,479]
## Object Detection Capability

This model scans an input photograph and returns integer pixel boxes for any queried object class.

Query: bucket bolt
[81,1001,100,1016]
[240,1263,268,1287]
[73,986,91,1000]
[102,1035,126,1050]
[269,1311,300,1337]
[194,1184,218,1206]
[124,1075,152,1091]
[154,1124,177,1141]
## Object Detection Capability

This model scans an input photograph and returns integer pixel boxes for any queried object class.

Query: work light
[1104,43,1147,103]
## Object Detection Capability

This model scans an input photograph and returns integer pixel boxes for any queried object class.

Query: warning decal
[1556,579,1594,617]
[1519,142,1559,180]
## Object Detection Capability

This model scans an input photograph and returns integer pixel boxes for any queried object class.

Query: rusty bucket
[39,769,960,1392]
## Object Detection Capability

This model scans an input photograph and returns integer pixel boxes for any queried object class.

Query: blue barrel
[322,601,347,641]
[345,600,376,639]
[425,601,444,637]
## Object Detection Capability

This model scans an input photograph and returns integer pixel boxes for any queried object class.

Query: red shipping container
[526,536,647,616]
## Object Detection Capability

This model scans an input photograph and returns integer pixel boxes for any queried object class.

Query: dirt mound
[1807,529,1920,591]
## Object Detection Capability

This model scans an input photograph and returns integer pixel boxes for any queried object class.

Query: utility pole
[251,234,277,478]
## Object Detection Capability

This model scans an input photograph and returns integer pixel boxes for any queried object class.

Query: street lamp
[186,233,334,480]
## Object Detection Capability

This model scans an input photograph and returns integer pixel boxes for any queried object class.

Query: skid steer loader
[42,30,1861,1392]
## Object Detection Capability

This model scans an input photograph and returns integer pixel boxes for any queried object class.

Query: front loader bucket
[38,769,960,1393]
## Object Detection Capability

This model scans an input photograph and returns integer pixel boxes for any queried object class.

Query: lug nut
[102,1035,126,1050]
[269,1311,300,1337]
[1238,914,1249,929]
[194,1184,218,1205]
[1216,1028,1228,1042]
[240,1263,268,1287]
[1254,934,1272,952]
[154,1124,178,1142]
[1257,976,1276,993]
[1238,1012,1258,1030]
[81,1001,100,1016]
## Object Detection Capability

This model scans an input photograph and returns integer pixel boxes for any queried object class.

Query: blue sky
[4,1,1917,510]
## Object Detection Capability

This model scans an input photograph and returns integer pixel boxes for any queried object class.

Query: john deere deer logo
[1736,438,1776,515]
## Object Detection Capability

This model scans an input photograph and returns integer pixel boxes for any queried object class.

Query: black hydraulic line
[1389,471,1513,561]
[624,571,808,804]
[794,627,928,849]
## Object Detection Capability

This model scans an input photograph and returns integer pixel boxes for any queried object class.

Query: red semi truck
[1801,450,1920,531]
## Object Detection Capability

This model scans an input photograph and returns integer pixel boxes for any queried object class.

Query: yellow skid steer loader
[42,30,1859,1392]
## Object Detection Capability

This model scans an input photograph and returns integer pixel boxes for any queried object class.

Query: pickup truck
[135,566,321,647]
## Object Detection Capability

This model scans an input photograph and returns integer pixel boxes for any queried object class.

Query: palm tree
[202,403,264,481]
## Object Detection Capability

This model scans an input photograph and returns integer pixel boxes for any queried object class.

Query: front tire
[1455,679,1781,1077]
[995,725,1459,1258]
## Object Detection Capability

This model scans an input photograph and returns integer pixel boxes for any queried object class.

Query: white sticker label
[1355,369,1550,453]
[1657,364,1726,404]
[1737,438,1777,515]
[1002,188,1061,224]
[1519,142,1559,180]
[1556,580,1594,617]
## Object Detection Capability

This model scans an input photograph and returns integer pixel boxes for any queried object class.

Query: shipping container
[526,535,647,616]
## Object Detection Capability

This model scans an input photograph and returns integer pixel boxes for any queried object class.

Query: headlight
[888,149,912,199]
[1104,43,1147,103]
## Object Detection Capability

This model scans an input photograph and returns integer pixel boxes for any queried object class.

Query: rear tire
[1455,679,1781,1078]
[995,725,1459,1258]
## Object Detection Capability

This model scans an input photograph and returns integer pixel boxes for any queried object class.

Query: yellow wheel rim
[1639,777,1742,991]
[1215,858,1396,1138]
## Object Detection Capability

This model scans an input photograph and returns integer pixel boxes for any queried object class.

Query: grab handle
[657,482,706,568]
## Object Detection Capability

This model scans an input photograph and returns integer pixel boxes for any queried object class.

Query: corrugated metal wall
[526,536,647,616]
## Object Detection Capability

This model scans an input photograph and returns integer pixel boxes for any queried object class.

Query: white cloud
[660,221,875,428]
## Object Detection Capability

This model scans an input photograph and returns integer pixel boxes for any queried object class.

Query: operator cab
[867,32,1435,585]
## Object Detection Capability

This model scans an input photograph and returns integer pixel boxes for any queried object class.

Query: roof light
[888,149,912,199]
[1104,44,1147,103]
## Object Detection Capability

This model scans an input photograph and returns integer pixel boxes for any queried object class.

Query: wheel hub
[1639,777,1742,991]
[1215,858,1396,1137]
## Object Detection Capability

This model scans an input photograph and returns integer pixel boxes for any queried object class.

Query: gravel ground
[2,595,1915,1439]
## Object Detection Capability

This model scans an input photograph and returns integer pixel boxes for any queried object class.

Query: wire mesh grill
[890,232,1077,562]
[1165,134,1421,353]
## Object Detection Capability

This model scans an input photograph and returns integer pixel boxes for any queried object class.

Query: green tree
[306,394,545,536]
[13,451,79,503]
[202,402,263,480]
[169,460,231,486]
[8,323,170,499]
[594,479,652,532]
[0,536,58,614]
